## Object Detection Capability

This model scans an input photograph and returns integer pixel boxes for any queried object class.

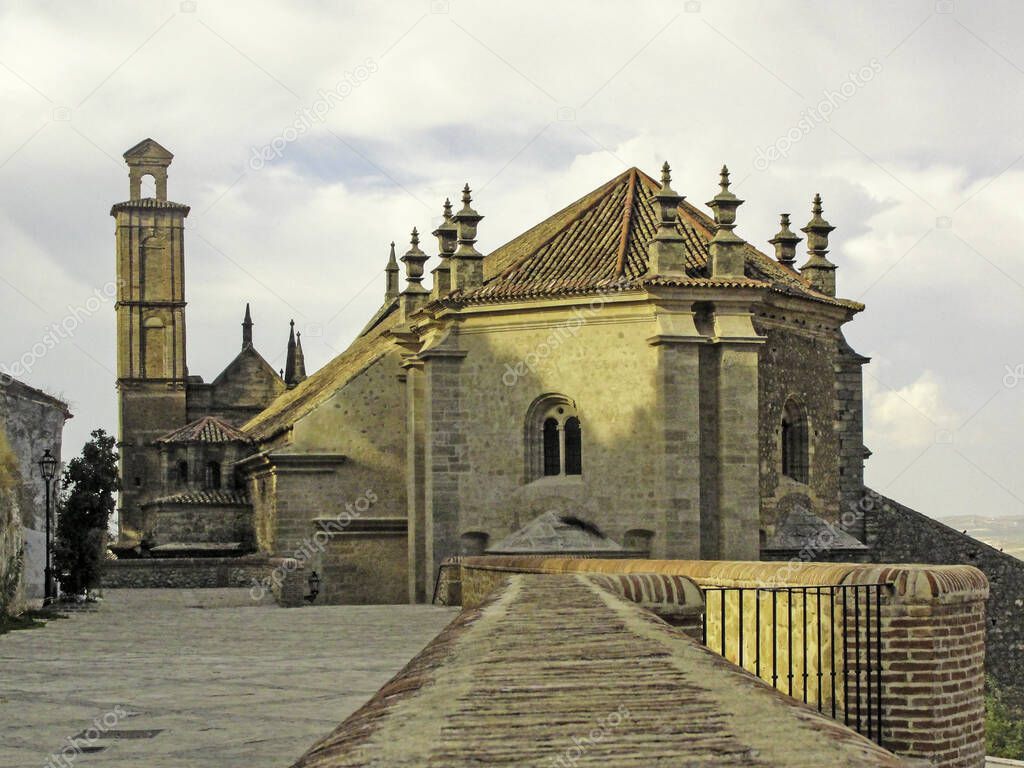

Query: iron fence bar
[802,588,809,703]
[842,587,850,726]
[875,586,884,747]
[772,590,778,690]
[865,586,873,739]
[738,589,745,670]
[830,587,837,720]
[787,587,794,696]
[720,589,727,658]
[755,589,761,678]
[854,585,862,734]
[816,587,823,712]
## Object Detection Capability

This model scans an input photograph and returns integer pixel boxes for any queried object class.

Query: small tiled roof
[155,415,251,445]
[488,511,624,554]
[763,505,868,552]
[461,167,860,310]
[143,489,249,507]
[110,198,191,215]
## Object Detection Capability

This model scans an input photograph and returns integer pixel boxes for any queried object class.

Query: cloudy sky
[1,0,1022,523]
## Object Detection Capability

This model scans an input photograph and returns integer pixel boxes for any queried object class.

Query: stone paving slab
[0,589,456,768]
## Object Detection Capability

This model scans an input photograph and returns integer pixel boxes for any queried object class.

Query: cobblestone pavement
[0,589,457,768]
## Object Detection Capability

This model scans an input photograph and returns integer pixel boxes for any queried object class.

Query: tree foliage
[986,676,1024,759]
[53,429,119,595]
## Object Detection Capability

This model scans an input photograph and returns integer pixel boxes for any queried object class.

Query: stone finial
[284,319,298,388]
[706,165,746,279]
[799,193,838,296]
[768,214,802,268]
[242,303,253,349]
[401,227,429,294]
[451,184,484,291]
[646,161,688,276]
[385,241,400,301]
[431,198,457,299]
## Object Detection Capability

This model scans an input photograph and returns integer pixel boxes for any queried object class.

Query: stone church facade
[112,140,869,600]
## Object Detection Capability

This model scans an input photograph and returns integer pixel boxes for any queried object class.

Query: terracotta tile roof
[460,167,860,310]
[242,305,400,442]
[291,573,904,767]
[143,489,249,506]
[155,415,252,445]
[110,197,191,215]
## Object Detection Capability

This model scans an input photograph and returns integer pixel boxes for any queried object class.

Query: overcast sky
[2,0,1023,523]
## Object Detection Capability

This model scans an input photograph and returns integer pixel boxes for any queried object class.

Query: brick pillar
[713,300,763,561]
[844,566,989,768]
[422,350,467,596]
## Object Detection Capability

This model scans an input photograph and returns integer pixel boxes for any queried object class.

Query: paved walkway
[0,589,457,768]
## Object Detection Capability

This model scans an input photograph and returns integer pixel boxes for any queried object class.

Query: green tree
[986,676,1024,759]
[53,429,119,595]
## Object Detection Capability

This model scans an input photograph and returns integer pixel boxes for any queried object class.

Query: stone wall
[458,556,989,768]
[865,491,1024,710]
[0,380,69,602]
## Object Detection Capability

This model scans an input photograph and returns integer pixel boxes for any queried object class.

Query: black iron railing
[700,584,889,746]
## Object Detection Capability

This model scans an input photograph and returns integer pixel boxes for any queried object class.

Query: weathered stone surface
[292,574,905,767]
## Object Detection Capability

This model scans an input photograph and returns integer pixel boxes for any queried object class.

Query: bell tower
[111,138,190,542]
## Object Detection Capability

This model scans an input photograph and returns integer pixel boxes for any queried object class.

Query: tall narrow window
[206,461,222,490]
[527,395,583,481]
[177,460,189,483]
[781,400,809,484]
[564,417,582,475]
[543,418,560,476]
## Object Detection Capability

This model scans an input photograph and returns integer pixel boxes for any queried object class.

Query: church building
[113,139,869,600]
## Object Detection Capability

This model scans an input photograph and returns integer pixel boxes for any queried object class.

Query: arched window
[781,400,809,484]
[526,395,583,480]
[206,461,222,490]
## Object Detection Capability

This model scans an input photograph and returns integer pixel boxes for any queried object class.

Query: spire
[385,241,400,301]
[284,319,297,388]
[431,198,457,299]
[646,161,687,276]
[293,332,307,384]
[450,184,484,291]
[799,193,838,296]
[242,303,253,348]
[706,165,746,279]
[768,214,802,268]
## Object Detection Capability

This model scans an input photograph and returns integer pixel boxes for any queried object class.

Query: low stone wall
[459,556,989,768]
[865,491,1024,711]
[102,555,306,607]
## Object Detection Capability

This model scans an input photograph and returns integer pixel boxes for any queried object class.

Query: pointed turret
[768,214,801,268]
[293,331,307,385]
[450,184,484,291]
[646,161,687,276]
[706,165,746,279]
[385,242,400,301]
[431,198,457,299]
[242,303,254,348]
[284,319,297,388]
[799,194,838,296]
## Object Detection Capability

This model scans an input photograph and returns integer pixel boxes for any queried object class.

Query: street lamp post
[38,449,58,605]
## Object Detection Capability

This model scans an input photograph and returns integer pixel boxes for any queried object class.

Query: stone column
[403,364,428,602]
[422,350,468,596]
[712,299,763,561]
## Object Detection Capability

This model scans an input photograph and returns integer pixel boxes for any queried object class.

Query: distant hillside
[939,514,1024,560]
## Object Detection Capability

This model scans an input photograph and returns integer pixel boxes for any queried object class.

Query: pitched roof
[464,167,859,309]
[242,303,400,441]
[123,137,173,161]
[155,415,252,445]
[0,377,72,418]
[763,505,868,552]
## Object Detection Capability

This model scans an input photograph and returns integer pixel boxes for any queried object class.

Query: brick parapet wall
[459,556,989,768]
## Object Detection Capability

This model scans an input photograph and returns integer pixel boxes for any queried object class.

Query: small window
[177,460,189,483]
[206,461,222,490]
[527,395,583,480]
[781,400,809,484]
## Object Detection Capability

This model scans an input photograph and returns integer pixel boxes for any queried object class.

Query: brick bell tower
[111,139,190,543]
